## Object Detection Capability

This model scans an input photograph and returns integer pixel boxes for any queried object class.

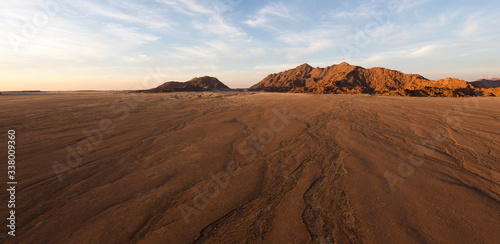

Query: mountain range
[250,62,478,97]
[146,63,500,97]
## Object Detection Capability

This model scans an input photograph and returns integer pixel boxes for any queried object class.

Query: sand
[0,91,499,243]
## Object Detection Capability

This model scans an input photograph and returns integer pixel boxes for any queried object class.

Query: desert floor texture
[0,91,499,244]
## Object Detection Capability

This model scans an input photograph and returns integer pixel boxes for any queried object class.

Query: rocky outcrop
[148,76,230,92]
[250,62,476,97]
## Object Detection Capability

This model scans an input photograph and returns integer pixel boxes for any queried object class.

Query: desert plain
[0,91,499,243]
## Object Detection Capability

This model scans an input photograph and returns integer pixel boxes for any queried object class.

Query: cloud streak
[244,2,295,28]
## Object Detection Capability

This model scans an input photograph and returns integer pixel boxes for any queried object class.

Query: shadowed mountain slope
[470,78,500,89]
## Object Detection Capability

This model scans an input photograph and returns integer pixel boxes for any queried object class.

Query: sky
[1,0,500,90]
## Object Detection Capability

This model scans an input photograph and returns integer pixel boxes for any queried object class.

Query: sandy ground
[0,91,499,243]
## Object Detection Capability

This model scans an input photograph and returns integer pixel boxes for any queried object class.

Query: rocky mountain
[250,62,476,97]
[148,76,230,92]
[469,78,500,89]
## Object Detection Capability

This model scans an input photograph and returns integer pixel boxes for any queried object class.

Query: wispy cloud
[121,54,151,63]
[277,28,345,61]
[105,23,159,45]
[329,2,378,19]
[192,15,246,38]
[156,0,214,16]
[410,44,440,56]
[244,2,295,28]
[156,0,246,38]
[75,0,171,30]
[395,0,431,13]
[456,12,500,39]
[167,38,265,66]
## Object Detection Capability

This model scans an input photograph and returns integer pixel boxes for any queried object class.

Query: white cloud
[0,1,162,60]
[461,19,479,37]
[75,0,171,30]
[121,54,152,63]
[104,23,159,45]
[362,55,384,63]
[395,0,431,13]
[156,0,247,38]
[156,0,213,16]
[275,26,349,62]
[330,3,378,19]
[410,44,439,57]
[456,13,500,39]
[170,45,219,61]
[166,38,265,66]
[4,20,158,60]
[192,15,246,38]
[244,2,295,28]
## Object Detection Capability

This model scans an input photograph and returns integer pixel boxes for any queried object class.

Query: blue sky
[1,0,500,90]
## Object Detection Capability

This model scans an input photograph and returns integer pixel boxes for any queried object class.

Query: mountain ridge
[250,62,476,97]
[469,78,500,89]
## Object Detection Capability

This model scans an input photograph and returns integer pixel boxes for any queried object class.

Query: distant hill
[250,62,476,97]
[147,76,230,92]
[469,78,500,89]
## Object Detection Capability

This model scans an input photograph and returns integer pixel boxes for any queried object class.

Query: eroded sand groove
[0,92,498,244]
[192,110,363,243]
